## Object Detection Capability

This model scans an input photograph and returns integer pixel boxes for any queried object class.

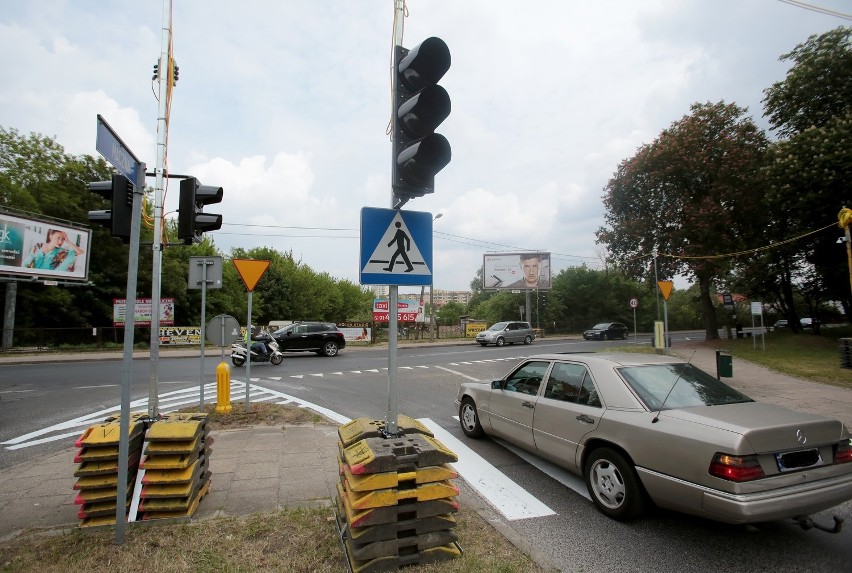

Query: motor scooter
[230,331,283,366]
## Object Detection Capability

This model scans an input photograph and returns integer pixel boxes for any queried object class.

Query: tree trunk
[699,276,719,340]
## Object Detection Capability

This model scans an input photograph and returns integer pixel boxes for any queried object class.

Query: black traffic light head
[392,37,452,202]
[87,174,134,242]
[178,177,223,245]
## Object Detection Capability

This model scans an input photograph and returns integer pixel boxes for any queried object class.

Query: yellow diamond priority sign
[233,259,270,292]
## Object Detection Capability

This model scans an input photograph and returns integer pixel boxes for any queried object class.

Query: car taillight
[709,453,765,482]
[835,440,852,464]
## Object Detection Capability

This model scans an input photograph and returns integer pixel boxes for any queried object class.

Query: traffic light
[392,37,452,203]
[87,174,134,242]
[178,177,223,245]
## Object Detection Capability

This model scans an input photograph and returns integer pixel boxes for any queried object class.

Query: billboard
[372,298,424,322]
[483,252,551,290]
[113,298,176,327]
[0,212,92,282]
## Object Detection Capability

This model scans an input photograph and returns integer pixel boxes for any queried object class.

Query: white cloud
[1,0,848,293]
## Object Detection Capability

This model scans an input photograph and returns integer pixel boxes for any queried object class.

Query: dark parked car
[583,322,628,340]
[271,322,346,357]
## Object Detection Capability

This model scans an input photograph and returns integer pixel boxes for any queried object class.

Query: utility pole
[148,0,173,418]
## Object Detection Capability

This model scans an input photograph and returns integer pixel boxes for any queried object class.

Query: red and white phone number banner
[372,299,422,323]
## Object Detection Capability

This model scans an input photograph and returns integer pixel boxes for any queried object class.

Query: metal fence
[0,327,152,351]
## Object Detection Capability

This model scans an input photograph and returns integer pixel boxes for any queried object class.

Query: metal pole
[385,0,405,437]
[245,291,252,409]
[429,284,435,341]
[199,261,207,408]
[387,287,399,435]
[653,249,661,321]
[2,282,16,350]
[633,307,637,340]
[115,174,144,545]
[663,298,669,349]
[148,0,172,419]
[220,315,226,363]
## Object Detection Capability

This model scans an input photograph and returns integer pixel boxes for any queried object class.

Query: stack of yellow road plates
[73,413,147,527]
[138,412,212,520]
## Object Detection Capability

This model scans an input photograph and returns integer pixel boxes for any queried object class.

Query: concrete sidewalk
[1,341,851,542]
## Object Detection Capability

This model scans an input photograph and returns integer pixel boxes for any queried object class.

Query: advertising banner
[0,212,91,281]
[113,298,176,326]
[483,252,551,290]
[158,327,201,345]
[372,298,423,322]
[338,323,373,342]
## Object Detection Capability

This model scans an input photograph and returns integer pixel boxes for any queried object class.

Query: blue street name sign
[360,207,432,286]
[96,114,145,188]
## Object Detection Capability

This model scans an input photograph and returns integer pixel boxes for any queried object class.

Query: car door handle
[576,414,595,424]
[522,401,535,409]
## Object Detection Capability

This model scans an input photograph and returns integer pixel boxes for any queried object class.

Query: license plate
[775,448,822,472]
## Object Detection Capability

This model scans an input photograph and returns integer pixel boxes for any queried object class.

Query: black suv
[271,322,346,357]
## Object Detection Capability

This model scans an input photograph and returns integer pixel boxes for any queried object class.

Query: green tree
[597,101,770,339]
[760,27,852,320]
[436,301,466,326]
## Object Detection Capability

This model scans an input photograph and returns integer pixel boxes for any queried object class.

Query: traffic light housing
[392,37,452,203]
[178,177,223,245]
[87,174,134,242]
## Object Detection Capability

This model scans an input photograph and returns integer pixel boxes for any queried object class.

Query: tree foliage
[0,127,373,333]
[597,101,770,338]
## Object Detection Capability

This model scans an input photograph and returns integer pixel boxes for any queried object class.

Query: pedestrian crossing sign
[360,207,433,286]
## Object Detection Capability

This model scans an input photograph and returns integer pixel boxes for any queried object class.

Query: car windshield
[489,322,509,331]
[591,323,609,330]
[617,363,753,410]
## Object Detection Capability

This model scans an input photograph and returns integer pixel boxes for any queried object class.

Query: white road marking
[434,365,480,382]
[496,438,590,500]
[419,418,555,520]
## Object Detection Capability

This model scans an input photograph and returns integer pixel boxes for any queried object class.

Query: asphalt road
[1,335,849,571]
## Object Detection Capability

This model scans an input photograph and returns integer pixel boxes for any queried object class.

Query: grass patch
[0,507,544,573]
[614,326,852,390]
[699,327,852,390]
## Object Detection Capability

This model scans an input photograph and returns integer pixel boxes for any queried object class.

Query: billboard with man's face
[483,252,551,290]
[0,212,91,282]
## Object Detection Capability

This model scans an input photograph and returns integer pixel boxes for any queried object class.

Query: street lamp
[430,213,443,341]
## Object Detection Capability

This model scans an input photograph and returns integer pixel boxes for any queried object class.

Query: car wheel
[523,335,532,345]
[270,354,283,366]
[496,337,505,347]
[585,447,646,520]
[459,398,484,438]
[602,332,608,341]
[231,356,245,367]
[321,341,339,357]
[622,332,628,340]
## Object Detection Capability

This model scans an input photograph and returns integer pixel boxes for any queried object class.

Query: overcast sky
[1,1,849,293]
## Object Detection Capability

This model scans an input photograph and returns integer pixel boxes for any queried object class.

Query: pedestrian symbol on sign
[384,222,414,273]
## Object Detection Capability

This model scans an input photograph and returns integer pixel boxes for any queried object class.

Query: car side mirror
[491,380,502,390]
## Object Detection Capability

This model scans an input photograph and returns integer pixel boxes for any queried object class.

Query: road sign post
[629,297,639,339]
[233,259,271,408]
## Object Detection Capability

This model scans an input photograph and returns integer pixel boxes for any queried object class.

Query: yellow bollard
[216,361,232,414]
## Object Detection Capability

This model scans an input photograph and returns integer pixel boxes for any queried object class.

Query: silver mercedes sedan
[455,353,852,524]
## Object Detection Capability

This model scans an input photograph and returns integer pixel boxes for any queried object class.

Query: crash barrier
[73,412,212,527]
[335,415,462,573]
[841,338,852,369]
[139,412,212,520]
